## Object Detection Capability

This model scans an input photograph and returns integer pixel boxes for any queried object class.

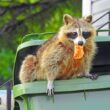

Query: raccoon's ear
[84,15,92,23]
[63,14,73,25]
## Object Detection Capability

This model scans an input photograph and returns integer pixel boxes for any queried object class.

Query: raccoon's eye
[82,31,91,39]
[67,32,77,39]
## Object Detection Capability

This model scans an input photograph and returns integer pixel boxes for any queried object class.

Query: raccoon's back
[37,34,58,56]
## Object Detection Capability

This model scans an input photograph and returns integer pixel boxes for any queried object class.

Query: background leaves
[0,0,82,82]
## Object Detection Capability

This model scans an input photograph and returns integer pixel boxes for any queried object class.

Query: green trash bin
[13,33,110,110]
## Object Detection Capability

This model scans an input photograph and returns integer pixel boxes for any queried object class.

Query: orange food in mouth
[73,44,84,59]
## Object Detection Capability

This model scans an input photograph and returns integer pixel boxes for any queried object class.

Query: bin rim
[17,40,46,52]
[13,75,110,98]
[17,36,110,52]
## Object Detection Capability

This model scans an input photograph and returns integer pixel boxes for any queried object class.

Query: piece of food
[73,44,84,59]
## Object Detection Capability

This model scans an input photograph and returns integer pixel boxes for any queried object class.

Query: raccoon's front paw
[46,80,54,96]
[90,74,98,80]
[85,73,98,80]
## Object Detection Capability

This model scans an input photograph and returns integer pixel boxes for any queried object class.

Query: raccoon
[19,14,97,96]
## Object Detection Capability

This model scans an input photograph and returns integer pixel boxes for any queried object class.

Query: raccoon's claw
[46,80,54,96]
[85,73,98,80]
[89,74,98,80]
[46,88,54,96]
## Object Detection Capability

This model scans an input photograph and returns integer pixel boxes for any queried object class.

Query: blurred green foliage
[0,48,14,80]
[0,0,82,81]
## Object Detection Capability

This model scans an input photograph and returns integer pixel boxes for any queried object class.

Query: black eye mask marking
[67,32,77,39]
[82,31,91,39]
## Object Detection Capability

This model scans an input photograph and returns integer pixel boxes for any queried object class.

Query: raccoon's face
[66,29,91,46]
[62,14,96,46]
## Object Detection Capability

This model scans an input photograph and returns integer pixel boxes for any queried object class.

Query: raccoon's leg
[46,80,54,96]
[45,64,59,96]
[79,50,98,79]
[19,55,37,83]
[46,72,56,96]
[83,61,98,80]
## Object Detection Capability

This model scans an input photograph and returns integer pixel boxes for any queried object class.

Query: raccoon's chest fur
[56,51,84,79]
[36,39,87,80]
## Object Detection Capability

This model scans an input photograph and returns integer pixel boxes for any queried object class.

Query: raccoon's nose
[78,41,83,46]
